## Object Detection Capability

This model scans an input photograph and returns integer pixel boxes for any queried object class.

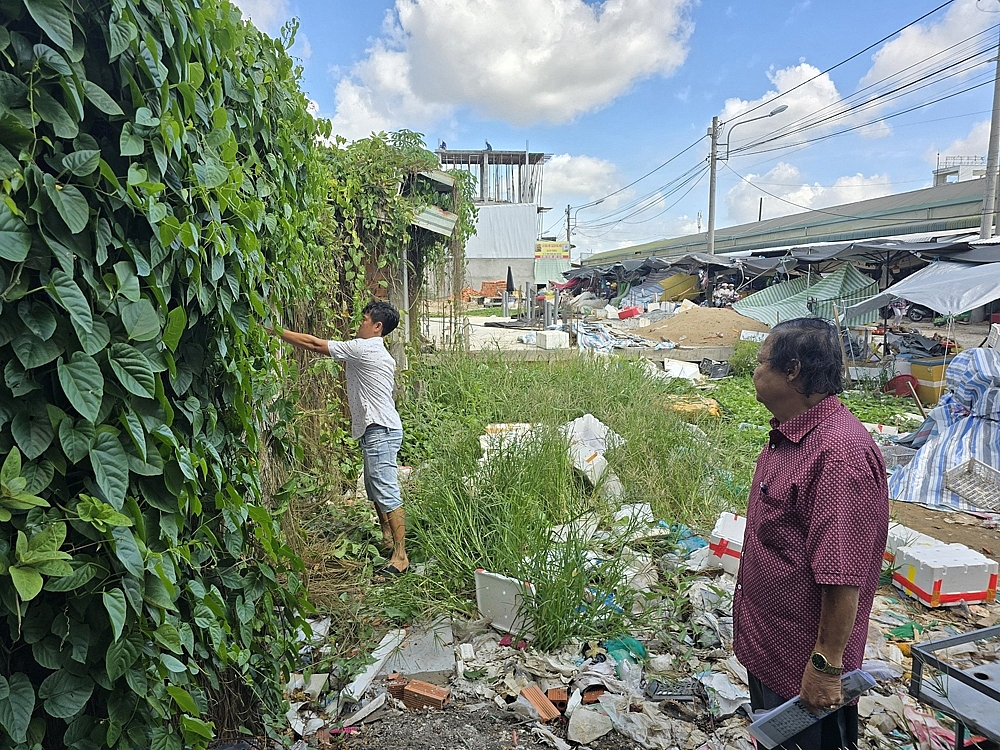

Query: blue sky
[233,0,998,256]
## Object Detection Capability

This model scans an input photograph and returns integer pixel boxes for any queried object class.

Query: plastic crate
[945,459,1000,511]
[880,444,917,470]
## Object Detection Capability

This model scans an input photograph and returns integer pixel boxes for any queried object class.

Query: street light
[707,104,788,255]
[565,198,605,244]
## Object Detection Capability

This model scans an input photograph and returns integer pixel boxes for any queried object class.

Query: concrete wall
[465,258,536,293]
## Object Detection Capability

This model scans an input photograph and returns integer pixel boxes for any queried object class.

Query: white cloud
[724,162,892,225]
[293,34,312,61]
[942,119,990,158]
[230,0,290,34]
[331,0,695,139]
[860,0,994,90]
[718,63,844,154]
[545,154,620,199]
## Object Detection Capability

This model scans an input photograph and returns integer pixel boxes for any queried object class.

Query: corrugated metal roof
[584,180,985,266]
[411,205,458,236]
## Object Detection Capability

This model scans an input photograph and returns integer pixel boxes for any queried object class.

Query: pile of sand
[642,307,769,346]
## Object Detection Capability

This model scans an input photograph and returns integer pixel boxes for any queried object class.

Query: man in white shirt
[274,301,408,575]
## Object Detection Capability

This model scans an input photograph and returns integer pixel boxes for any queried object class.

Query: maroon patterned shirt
[733,396,889,700]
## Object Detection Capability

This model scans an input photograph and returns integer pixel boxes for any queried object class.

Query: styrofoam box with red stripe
[708,512,746,575]
[892,543,998,608]
[884,522,940,567]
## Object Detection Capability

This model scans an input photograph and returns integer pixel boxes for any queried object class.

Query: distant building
[933,155,987,186]
[437,147,555,291]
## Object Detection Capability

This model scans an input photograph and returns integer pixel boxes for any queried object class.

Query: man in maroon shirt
[734,318,889,750]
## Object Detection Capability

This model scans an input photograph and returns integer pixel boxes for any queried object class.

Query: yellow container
[910,357,947,405]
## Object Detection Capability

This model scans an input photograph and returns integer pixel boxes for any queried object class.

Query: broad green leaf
[109,343,155,397]
[0,203,31,262]
[187,62,205,88]
[159,654,185,674]
[21,459,53,494]
[180,715,214,739]
[194,155,228,189]
[11,409,55,459]
[106,636,139,681]
[21,522,66,557]
[151,726,182,750]
[162,307,186,352]
[114,261,140,302]
[120,299,160,341]
[111,526,143,577]
[49,269,93,334]
[90,432,129,509]
[44,562,96,591]
[72,313,109,355]
[59,418,95,463]
[38,669,94,719]
[9,566,43,601]
[44,178,90,234]
[83,80,124,116]
[17,301,56,340]
[62,149,100,176]
[107,18,137,59]
[23,0,74,50]
[165,685,199,716]
[57,353,103,421]
[33,43,71,76]
[103,589,127,641]
[0,448,20,484]
[153,623,182,654]
[119,122,143,156]
[135,107,158,127]
[12,333,62,369]
[0,673,34,744]
[33,89,78,139]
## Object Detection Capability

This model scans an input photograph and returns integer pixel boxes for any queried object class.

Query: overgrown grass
[293,350,919,659]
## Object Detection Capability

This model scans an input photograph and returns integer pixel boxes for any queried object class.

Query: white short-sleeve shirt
[326,337,402,439]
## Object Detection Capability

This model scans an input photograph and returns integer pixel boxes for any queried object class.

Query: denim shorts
[360,424,404,514]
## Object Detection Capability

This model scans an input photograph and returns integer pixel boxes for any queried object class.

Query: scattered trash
[567,706,614,743]
[695,671,751,717]
[341,692,386,727]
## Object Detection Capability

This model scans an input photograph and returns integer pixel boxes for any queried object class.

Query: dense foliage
[0,0,327,747]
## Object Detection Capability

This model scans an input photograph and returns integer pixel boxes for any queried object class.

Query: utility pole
[980,27,1000,239]
[565,204,571,243]
[707,116,719,254]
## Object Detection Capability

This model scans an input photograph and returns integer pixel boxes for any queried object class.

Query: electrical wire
[730,0,959,124]
[566,134,708,211]
[732,24,998,152]
[577,162,708,227]
[723,163,979,222]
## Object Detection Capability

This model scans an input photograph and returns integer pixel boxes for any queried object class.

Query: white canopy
[844,261,1000,319]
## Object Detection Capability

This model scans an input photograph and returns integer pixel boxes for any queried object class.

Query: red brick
[581,686,606,705]
[546,688,568,713]
[402,680,451,710]
[520,686,561,723]
[387,673,409,701]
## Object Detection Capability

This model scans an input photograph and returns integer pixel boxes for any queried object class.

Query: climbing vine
[0,0,326,747]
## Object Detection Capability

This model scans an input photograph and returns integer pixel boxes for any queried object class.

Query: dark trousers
[748,672,858,750]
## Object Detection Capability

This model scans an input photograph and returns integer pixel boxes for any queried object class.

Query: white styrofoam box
[647,302,661,312]
[893,355,912,377]
[884,522,940,566]
[862,422,899,437]
[475,569,536,634]
[987,323,1000,350]
[739,330,768,343]
[662,358,701,382]
[892,543,998,608]
[708,512,747,576]
[569,442,608,485]
[537,330,570,349]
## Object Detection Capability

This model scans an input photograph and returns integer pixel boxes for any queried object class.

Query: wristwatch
[810,651,843,676]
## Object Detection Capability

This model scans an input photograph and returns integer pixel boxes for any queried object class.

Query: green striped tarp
[734,265,878,327]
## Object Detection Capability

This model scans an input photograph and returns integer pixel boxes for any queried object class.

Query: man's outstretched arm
[273,328,329,355]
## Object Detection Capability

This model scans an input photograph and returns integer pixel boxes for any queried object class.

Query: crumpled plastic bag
[597,694,687,749]
[695,671,750,717]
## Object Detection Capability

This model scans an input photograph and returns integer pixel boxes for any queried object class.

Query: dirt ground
[642,308,770,346]
[890,500,1000,562]
[345,704,642,750]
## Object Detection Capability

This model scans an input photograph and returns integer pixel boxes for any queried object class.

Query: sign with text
[535,241,570,259]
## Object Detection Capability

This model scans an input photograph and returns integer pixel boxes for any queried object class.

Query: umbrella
[506,266,515,294]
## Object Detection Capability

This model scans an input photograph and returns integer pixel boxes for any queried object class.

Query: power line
[723,163,974,222]
[731,0,959,124]
[567,134,707,210]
